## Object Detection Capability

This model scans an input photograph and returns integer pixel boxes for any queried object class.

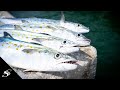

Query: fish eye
[77,34,81,37]
[62,40,67,45]
[78,24,80,27]
[63,40,66,44]
[54,53,61,59]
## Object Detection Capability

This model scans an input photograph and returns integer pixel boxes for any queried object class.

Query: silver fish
[0,12,89,33]
[0,34,83,71]
[1,24,91,46]
[0,29,80,53]
[0,24,91,46]
[16,24,91,46]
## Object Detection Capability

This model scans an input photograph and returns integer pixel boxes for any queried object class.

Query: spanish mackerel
[0,33,88,71]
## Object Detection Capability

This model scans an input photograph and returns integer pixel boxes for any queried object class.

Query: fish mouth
[76,38,91,44]
[60,60,78,65]
[73,39,91,47]
[59,43,80,48]
[84,39,91,43]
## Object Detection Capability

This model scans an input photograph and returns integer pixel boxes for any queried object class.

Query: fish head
[61,22,90,33]
[32,37,79,53]
[70,33,91,46]
[48,29,90,47]
[77,34,91,46]
[38,49,78,71]
[32,37,78,47]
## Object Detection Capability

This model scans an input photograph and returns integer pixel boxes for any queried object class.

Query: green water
[9,11,120,79]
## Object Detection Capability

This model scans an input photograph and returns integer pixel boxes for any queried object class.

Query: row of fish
[0,12,90,71]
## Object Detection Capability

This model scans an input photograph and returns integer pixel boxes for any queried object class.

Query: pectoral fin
[32,38,51,43]
[14,25,23,30]
[22,49,38,54]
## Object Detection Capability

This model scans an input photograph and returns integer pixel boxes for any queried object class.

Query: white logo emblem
[2,69,12,77]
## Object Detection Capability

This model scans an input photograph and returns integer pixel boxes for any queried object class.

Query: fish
[0,28,52,43]
[0,12,90,33]
[3,24,91,46]
[0,24,91,46]
[20,25,91,46]
[32,38,79,54]
[0,32,87,71]
[0,29,80,53]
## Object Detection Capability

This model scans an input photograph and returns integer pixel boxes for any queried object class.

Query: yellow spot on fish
[2,44,4,46]
[26,37,28,38]
[29,46,33,48]
[14,44,17,46]
[20,45,23,48]
[26,51,29,53]
[43,29,46,32]
[9,42,12,44]
[16,48,19,50]
[39,26,42,28]
[36,30,38,32]
[8,46,10,48]
[43,29,53,32]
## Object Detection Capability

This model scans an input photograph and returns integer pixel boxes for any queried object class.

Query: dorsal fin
[60,11,65,23]
[3,32,14,39]
[32,38,52,43]
[22,49,38,54]
[14,25,23,30]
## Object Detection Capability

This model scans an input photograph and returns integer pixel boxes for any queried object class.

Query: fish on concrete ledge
[0,32,88,71]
